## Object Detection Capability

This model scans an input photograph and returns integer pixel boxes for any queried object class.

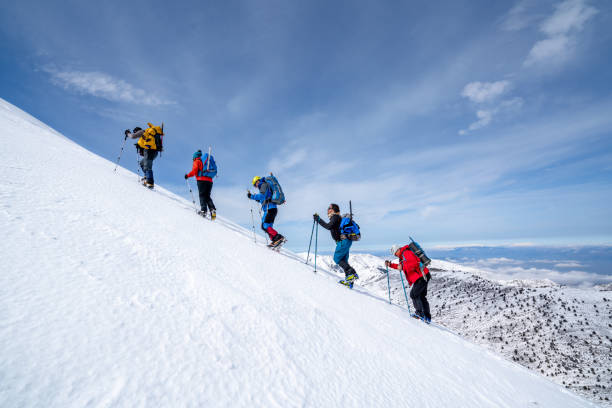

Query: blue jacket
[250,180,277,211]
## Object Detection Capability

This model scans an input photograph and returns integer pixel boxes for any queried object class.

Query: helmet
[390,244,401,255]
[252,176,262,186]
[193,150,202,160]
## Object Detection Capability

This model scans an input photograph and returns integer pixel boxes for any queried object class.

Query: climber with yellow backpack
[125,123,164,188]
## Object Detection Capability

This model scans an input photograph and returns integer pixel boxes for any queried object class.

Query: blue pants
[334,239,355,277]
[333,239,352,264]
[140,150,158,183]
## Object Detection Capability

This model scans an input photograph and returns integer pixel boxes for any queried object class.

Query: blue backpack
[198,153,217,178]
[264,174,285,205]
[340,215,361,241]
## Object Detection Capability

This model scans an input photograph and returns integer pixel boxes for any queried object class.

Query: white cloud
[268,148,308,173]
[43,67,174,106]
[501,0,541,31]
[460,110,494,135]
[524,0,597,67]
[525,35,573,66]
[459,97,523,135]
[420,205,439,218]
[453,258,610,287]
[554,261,583,268]
[461,80,511,103]
[541,0,597,36]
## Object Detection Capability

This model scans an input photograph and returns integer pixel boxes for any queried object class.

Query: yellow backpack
[137,123,164,151]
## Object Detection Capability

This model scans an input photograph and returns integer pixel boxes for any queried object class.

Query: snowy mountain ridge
[310,253,612,406]
[0,97,599,407]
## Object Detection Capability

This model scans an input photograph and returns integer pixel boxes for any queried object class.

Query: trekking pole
[250,207,257,243]
[113,134,128,172]
[185,179,197,211]
[305,219,315,264]
[386,264,392,304]
[314,222,318,273]
[398,268,411,314]
[135,152,142,181]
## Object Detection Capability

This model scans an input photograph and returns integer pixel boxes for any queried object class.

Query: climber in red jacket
[386,244,432,322]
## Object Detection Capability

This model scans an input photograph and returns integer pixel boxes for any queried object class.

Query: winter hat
[193,150,202,160]
[390,244,401,255]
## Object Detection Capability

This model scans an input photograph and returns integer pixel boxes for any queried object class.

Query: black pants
[410,276,431,319]
[197,180,216,213]
[261,207,277,232]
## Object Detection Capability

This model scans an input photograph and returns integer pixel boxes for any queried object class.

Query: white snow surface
[0,98,597,407]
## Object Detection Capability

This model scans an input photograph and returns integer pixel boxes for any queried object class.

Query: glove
[384,260,391,267]
[184,174,188,179]
[247,192,252,199]
[313,213,319,221]
[124,129,130,139]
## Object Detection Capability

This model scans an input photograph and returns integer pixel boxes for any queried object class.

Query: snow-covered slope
[0,98,597,407]
[312,253,612,406]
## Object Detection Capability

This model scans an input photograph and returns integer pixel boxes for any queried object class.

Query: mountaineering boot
[269,234,286,249]
[338,278,354,289]
[211,210,216,221]
[346,273,358,283]
[197,210,207,218]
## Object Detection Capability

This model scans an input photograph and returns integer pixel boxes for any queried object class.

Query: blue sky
[1,0,611,252]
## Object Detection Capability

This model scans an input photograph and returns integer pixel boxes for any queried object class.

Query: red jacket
[389,245,430,286]
[186,158,213,182]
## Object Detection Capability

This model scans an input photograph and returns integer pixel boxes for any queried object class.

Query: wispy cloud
[524,0,597,67]
[43,67,174,106]
[447,257,610,287]
[459,110,493,135]
[268,147,308,173]
[462,80,511,103]
[459,96,523,135]
[500,0,541,31]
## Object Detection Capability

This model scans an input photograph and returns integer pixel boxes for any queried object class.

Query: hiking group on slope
[120,124,434,321]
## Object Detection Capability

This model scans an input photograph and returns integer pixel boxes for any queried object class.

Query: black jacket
[317,213,342,242]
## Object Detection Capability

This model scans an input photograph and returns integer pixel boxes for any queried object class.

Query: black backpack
[407,237,431,267]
